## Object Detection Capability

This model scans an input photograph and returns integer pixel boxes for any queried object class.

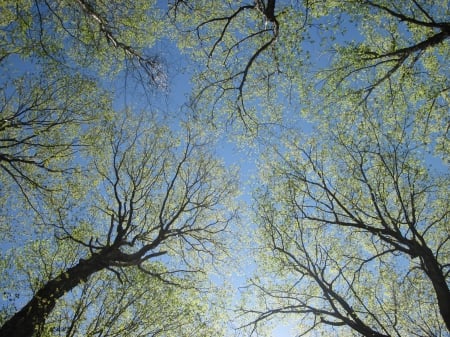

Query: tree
[169,0,292,128]
[0,111,238,337]
[171,0,449,140]
[169,4,449,333]
[1,2,240,336]
[0,66,109,208]
[1,0,169,207]
[246,107,449,335]
[2,1,448,336]
[1,0,167,87]
[1,239,225,337]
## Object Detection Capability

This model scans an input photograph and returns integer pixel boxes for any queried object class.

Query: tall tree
[0,112,238,337]
[170,4,449,333]
[246,107,449,335]
[1,0,171,207]
[171,0,449,141]
[1,2,241,336]
[2,1,448,336]
[0,0,180,191]
[1,238,226,337]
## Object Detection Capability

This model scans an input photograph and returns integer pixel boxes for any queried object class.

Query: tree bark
[419,245,450,331]
[0,254,107,337]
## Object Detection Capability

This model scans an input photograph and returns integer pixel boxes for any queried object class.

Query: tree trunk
[420,246,450,331]
[0,254,107,337]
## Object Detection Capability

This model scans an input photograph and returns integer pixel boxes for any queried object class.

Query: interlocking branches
[243,221,392,336]
[331,1,450,100]
[249,118,449,334]
[0,73,99,209]
[281,141,450,331]
[74,0,167,89]
[171,1,283,125]
[44,272,202,336]
[0,113,237,337]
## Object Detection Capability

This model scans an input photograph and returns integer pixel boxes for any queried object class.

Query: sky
[100,26,298,336]
[2,2,448,336]
[0,19,269,337]
[0,7,333,337]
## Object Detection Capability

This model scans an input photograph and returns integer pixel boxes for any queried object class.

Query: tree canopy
[1,110,238,337]
[247,108,449,335]
[1,0,449,336]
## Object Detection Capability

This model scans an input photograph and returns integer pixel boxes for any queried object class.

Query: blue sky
[2,2,448,336]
